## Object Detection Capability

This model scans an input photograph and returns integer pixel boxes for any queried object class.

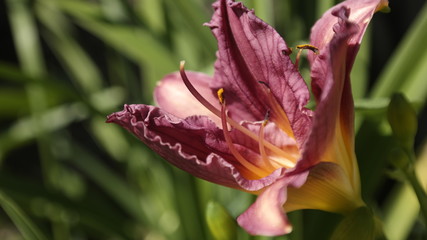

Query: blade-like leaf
[371,1,427,106]
[57,0,177,77]
[36,0,103,94]
[0,191,48,240]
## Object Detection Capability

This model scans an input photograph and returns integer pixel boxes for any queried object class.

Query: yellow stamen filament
[218,89,270,178]
[179,61,298,165]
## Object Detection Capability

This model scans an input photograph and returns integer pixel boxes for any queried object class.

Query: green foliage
[206,201,237,240]
[331,207,385,240]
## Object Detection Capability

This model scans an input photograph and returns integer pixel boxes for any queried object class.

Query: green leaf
[0,171,134,239]
[136,0,166,34]
[35,0,103,94]
[68,145,146,223]
[351,28,371,99]
[0,88,29,118]
[0,191,48,240]
[6,0,46,77]
[371,1,427,106]
[383,143,427,240]
[331,207,385,240]
[57,0,177,75]
[387,93,418,151]
[205,201,237,240]
[0,103,89,161]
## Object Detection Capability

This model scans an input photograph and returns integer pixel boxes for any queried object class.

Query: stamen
[295,44,319,67]
[296,44,319,54]
[218,89,270,178]
[180,61,221,117]
[217,88,225,104]
[180,61,298,166]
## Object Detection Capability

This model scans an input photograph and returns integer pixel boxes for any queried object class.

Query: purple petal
[309,0,389,98]
[107,104,283,191]
[237,171,308,236]
[154,71,221,126]
[206,0,312,145]
[296,7,359,172]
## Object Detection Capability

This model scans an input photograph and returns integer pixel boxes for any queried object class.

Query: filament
[218,89,270,178]
[179,61,299,165]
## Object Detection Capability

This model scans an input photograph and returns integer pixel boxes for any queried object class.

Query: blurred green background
[1,0,427,239]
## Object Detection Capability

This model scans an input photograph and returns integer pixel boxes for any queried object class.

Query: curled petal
[107,104,283,192]
[309,0,389,69]
[237,172,308,236]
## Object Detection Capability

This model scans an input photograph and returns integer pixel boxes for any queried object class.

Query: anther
[217,88,225,104]
[295,44,319,68]
[296,44,319,54]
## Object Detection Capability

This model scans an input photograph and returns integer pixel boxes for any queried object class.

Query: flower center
[179,61,299,179]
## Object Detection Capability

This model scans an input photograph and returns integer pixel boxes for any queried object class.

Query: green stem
[403,155,427,225]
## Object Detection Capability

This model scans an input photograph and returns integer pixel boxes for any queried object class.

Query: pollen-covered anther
[295,44,319,67]
[217,88,225,104]
[296,44,319,54]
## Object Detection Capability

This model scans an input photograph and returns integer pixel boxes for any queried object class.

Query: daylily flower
[107,0,388,236]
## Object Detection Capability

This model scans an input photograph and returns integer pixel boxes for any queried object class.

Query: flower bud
[387,93,418,151]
